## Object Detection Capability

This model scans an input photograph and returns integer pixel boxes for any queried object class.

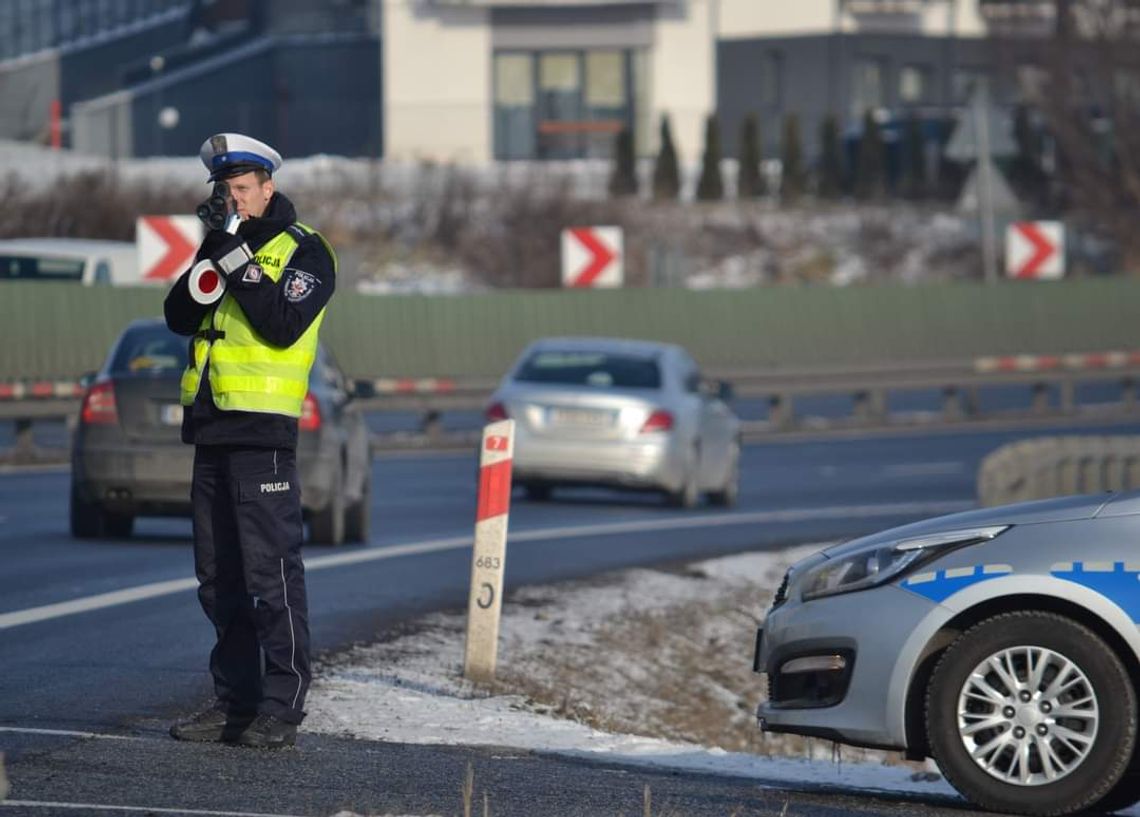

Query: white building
[383,0,1005,164]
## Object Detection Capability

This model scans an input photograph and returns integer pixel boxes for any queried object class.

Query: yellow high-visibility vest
[179,223,334,417]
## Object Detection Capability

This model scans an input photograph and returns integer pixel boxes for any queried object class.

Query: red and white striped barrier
[463,419,515,683]
[975,351,1140,374]
[370,377,457,395]
[0,381,84,400]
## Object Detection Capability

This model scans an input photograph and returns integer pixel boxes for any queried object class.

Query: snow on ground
[306,545,942,806]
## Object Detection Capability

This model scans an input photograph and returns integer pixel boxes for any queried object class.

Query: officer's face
[226,171,275,220]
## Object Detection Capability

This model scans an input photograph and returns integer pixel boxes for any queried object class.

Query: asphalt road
[2,421,1139,816]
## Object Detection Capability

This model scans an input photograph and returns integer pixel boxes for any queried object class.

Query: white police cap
[199,133,282,182]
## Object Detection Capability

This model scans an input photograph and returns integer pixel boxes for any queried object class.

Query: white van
[0,238,138,285]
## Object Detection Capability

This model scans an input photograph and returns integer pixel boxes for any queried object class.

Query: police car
[754,491,1140,816]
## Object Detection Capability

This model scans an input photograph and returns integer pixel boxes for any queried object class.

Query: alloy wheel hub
[956,646,1098,786]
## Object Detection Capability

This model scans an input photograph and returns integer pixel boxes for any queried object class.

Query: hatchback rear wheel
[309,464,345,546]
[926,611,1136,816]
[70,482,133,539]
[343,470,371,544]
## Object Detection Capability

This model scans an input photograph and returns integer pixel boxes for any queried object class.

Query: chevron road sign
[1006,221,1065,280]
[137,215,202,282]
[561,226,623,288]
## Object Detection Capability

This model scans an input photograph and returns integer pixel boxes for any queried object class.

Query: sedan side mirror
[350,378,376,400]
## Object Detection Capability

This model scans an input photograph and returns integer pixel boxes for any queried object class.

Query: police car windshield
[515,351,661,389]
[110,326,188,375]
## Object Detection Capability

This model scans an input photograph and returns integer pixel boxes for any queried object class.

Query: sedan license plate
[160,404,184,426]
[549,407,614,428]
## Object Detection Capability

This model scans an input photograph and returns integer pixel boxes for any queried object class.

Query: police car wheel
[926,611,1136,816]
[1095,768,1140,814]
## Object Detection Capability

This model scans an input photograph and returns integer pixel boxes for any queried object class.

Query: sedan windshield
[515,350,661,389]
[109,327,188,375]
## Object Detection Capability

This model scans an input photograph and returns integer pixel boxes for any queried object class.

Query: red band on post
[476,459,513,522]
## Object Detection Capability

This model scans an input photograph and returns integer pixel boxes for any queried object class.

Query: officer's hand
[195,230,252,279]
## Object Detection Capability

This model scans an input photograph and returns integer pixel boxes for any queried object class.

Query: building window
[584,51,626,159]
[495,48,641,161]
[494,53,535,161]
[899,64,930,104]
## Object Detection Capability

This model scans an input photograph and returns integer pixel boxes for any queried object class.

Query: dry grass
[489,572,913,770]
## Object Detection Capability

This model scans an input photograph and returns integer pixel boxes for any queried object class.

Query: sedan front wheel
[926,611,1137,816]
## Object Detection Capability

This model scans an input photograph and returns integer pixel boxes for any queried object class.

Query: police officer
[164,133,335,749]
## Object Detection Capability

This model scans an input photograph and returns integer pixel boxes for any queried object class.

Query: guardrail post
[12,418,35,462]
[853,389,886,424]
[1031,383,1051,415]
[965,386,980,416]
[1059,379,1075,414]
[942,386,962,421]
[768,393,793,430]
[420,409,443,445]
[1123,378,1137,409]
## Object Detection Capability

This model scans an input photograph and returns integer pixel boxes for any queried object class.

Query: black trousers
[191,445,310,724]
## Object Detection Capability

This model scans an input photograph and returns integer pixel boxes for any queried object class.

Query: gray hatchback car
[70,318,372,545]
[754,491,1140,816]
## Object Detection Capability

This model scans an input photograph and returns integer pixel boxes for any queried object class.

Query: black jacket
[164,193,336,449]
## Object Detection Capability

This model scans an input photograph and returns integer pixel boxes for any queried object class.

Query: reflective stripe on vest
[179,222,334,417]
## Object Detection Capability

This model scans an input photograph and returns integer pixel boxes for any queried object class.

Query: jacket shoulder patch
[284,268,320,302]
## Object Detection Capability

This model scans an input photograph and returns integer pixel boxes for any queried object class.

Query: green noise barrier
[0,278,1134,381]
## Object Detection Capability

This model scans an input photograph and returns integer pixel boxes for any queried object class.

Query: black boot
[169,705,254,743]
[235,713,297,749]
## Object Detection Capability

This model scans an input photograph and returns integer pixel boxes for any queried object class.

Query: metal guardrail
[4,354,1140,462]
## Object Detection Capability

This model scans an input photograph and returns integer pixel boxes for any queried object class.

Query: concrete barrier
[977,436,1140,507]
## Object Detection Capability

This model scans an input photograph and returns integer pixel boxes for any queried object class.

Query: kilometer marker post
[463,419,515,683]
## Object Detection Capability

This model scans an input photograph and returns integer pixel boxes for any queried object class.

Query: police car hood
[821,492,1118,561]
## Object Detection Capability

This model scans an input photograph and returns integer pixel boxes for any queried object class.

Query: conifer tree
[817,113,844,199]
[652,114,681,201]
[737,114,765,199]
[608,127,638,198]
[696,115,724,201]
[854,109,885,200]
[901,114,926,199]
[781,113,805,202]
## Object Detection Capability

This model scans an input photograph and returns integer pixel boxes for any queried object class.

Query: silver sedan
[485,337,740,508]
[754,491,1140,816]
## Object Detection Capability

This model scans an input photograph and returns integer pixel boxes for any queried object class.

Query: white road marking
[0,499,973,631]
[0,726,139,740]
[0,801,313,817]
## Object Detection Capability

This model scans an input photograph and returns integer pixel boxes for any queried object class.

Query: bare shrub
[0,171,198,240]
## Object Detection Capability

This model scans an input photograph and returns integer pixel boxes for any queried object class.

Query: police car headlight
[800,525,1010,602]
